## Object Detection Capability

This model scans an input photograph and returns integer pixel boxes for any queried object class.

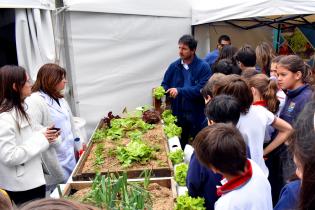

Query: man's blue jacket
[161,55,211,131]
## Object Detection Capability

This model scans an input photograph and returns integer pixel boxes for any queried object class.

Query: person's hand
[44,125,61,143]
[166,88,178,98]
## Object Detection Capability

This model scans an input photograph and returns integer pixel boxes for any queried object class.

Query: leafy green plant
[164,123,182,138]
[83,172,152,209]
[140,169,152,190]
[116,141,155,168]
[92,128,107,142]
[93,144,104,170]
[168,149,184,165]
[162,110,177,125]
[175,192,206,210]
[153,86,166,100]
[175,163,188,186]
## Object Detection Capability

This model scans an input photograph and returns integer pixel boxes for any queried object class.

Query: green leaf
[153,86,166,100]
[175,192,206,210]
[168,150,184,165]
[175,163,188,186]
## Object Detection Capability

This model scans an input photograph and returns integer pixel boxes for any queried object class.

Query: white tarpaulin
[191,0,315,25]
[0,0,55,9]
[15,9,56,80]
[63,0,191,135]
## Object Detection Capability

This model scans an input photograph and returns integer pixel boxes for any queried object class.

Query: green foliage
[164,123,182,139]
[127,130,143,141]
[162,110,177,125]
[92,129,107,142]
[83,173,152,209]
[153,86,166,100]
[116,141,155,168]
[175,163,188,186]
[168,150,184,165]
[105,127,124,140]
[175,192,206,210]
[286,28,308,53]
[93,144,104,170]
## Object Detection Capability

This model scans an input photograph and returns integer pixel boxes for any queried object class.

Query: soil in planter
[69,182,174,210]
[82,124,169,173]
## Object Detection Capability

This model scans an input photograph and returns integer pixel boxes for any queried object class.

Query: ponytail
[249,74,279,114]
[302,63,312,84]
[263,79,280,114]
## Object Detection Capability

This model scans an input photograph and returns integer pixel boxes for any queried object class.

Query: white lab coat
[0,108,49,191]
[25,93,66,186]
[37,91,76,181]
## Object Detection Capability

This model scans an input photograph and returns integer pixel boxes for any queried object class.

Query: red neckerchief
[217,160,253,196]
[253,100,267,107]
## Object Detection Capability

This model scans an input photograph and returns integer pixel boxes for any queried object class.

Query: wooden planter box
[63,178,177,209]
[71,120,173,181]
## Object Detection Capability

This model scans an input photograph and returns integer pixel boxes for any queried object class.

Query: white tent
[62,0,192,135]
[191,0,315,25]
[190,0,315,57]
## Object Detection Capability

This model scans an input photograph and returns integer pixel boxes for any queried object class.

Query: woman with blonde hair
[256,42,275,76]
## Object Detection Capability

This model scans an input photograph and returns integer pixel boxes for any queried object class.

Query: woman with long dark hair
[0,65,58,205]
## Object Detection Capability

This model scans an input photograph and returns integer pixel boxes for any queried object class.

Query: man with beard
[161,34,211,149]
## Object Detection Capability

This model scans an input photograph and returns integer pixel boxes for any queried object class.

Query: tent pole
[191,25,195,36]
[276,24,281,54]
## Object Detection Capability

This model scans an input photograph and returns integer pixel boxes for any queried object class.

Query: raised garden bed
[63,178,176,210]
[72,120,173,181]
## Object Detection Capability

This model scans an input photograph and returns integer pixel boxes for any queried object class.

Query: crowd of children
[1,33,315,210]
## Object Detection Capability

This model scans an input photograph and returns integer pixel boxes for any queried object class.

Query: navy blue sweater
[187,153,221,210]
[280,85,312,125]
[274,180,301,210]
[161,56,211,133]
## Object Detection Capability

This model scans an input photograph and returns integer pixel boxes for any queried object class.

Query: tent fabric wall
[15,8,56,80]
[65,11,191,135]
[191,0,315,25]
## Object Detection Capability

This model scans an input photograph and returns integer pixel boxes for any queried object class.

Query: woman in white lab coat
[0,65,59,205]
[30,63,77,182]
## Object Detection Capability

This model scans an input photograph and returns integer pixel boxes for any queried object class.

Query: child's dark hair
[290,100,315,210]
[278,55,312,84]
[178,34,197,51]
[215,74,253,114]
[193,123,247,176]
[235,44,256,67]
[205,94,241,125]
[213,59,241,75]
[249,74,280,114]
[271,55,284,64]
[218,35,231,44]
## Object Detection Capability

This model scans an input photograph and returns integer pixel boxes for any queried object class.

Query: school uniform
[274,180,300,210]
[237,105,275,176]
[215,159,272,210]
[187,153,222,210]
[279,84,312,182]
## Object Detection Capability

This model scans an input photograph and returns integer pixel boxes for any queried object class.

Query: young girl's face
[294,155,303,180]
[21,74,32,99]
[277,65,302,90]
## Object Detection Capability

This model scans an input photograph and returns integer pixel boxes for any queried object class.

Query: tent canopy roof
[191,0,315,27]
[63,0,191,18]
[0,0,55,9]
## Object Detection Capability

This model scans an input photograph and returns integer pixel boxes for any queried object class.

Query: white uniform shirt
[237,105,275,176]
[215,160,273,210]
